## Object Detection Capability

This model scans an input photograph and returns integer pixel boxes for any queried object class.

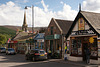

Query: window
[77,39,82,55]
[40,51,45,54]
[90,38,97,57]
[51,27,53,35]
[71,39,77,55]
[71,37,82,56]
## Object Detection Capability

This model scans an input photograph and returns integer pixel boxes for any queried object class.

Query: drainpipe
[61,34,64,59]
[61,31,64,59]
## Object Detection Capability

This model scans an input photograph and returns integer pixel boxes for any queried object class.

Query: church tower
[22,11,28,32]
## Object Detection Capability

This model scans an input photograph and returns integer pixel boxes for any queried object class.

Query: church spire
[22,11,28,32]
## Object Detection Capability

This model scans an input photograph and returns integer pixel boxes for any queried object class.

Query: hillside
[0,26,16,37]
[2,25,47,32]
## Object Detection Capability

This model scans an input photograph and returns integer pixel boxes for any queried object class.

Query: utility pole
[32,5,34,34]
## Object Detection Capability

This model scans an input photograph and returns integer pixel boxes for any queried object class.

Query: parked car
[25,49,47,61]
[6,48,16,55]
[0,47,6,53]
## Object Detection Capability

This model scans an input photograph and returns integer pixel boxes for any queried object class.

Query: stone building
[45,18,73,58]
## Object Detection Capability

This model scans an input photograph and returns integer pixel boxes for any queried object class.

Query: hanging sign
[89,37,94,43]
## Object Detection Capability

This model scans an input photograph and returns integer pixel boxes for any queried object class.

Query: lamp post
[25,5,34,50]
[25,5,34,33]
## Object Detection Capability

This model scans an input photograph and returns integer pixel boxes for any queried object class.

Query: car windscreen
[30,50,39,53]
[0,48,5,50]
[40,51,45,54]
[8,49,14,51]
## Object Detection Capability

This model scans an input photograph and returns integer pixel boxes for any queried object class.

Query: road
[0,53,97,67]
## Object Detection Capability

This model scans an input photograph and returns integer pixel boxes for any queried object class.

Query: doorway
[50,40,53,53]
[83,43,88,61]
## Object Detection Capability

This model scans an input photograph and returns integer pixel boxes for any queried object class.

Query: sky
[0,0,100,27]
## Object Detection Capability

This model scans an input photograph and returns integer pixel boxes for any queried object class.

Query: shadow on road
[0,53,85,67]
[10,61,84,67]
[0,53,27,63]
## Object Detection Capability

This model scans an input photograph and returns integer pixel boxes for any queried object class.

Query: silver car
[0,47,6,53]
[6,48,16,55]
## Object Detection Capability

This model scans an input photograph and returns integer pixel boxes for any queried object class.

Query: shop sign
[10,41,18,43]
[78,18,85,30]
[89,37,94,43]
[71,29,95,35]
[45,34,60,40]
[54,34,60,39]
[37,39,44,42]
[45,35,54,40]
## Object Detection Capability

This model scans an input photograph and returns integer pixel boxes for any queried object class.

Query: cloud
[23,0,28,3]
[55,4,77,20]
[15,0,28,3]
[0,0,77,27]
[82,0,100,13]
[41,0,48,12]
[60,1,64,4]
[0,1,24,26]
[35,1,41,5]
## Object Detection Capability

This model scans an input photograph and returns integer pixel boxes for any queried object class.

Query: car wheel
[46,57,48,59]
[32,57,35,61]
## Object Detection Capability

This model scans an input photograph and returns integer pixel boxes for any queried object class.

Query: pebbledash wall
[66,11,100,64]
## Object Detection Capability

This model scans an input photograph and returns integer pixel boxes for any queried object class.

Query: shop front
[65,11,100,64]
[34,33,45,49]
[45,34,61,58]
[45,34,61,52]
[70,35,98,61]
[8,40,18,52]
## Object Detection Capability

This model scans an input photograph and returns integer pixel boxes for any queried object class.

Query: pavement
[48,59,100,67]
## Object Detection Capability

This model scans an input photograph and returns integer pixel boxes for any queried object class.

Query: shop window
[71,38,82,56]
[71,39,78,55]
[77,39,82,55]
[90,38,98,57]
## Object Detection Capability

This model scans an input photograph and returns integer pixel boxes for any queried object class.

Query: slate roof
[34,33,44,40]
[13,32,28,40]
[14,34,36,41]
[55,19,73,34]
[12,32,36,41]
[65,11,100,39]
[81,11,100,33]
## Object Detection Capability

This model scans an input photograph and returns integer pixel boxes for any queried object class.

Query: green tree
[0,34,7,46]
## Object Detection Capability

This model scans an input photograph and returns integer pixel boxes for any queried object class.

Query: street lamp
[25,5,34,33]
[25,5,34,50]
